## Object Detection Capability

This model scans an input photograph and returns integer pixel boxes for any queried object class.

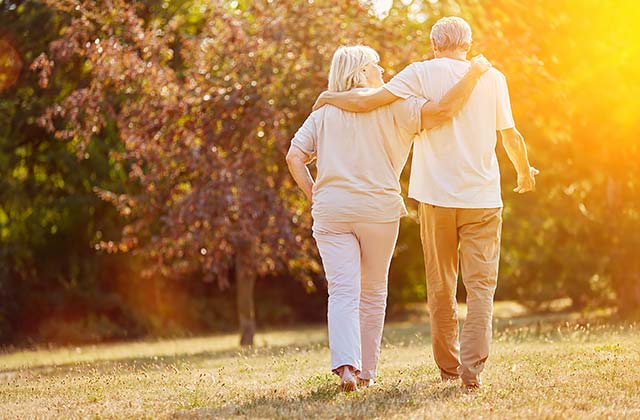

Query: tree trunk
[607,177,640,318]
[613,259,640,319]
[236,240,256,346]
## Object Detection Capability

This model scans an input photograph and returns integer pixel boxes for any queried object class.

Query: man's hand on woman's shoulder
[469,54,492,76]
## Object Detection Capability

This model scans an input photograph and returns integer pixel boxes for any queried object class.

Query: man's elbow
[348,100,370,113]
[440,106,455,120]
[423,106,453,129]
[430,102,455,121]
[421,113,443,131]
[501,128,524,146]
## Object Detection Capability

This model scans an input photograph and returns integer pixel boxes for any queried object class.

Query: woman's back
[291,90,425,223]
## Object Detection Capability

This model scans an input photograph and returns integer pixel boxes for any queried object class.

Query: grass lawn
[1,304,639,419]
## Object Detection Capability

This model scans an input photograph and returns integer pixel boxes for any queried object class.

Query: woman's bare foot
[338,366,357,392]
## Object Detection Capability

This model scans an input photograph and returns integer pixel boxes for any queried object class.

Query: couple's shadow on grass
[3,322,432,375]
[0,339,330,375]
[174,375,462,418]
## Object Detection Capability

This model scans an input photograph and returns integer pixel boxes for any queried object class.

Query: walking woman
[286,45,489,391]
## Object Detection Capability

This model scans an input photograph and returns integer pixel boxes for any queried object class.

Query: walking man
[313,16,538,389]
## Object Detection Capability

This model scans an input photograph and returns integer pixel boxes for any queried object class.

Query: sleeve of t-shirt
[384,63,424,100]
[290,114,317,156]
[390,96,427,137]
[496,72,515,130]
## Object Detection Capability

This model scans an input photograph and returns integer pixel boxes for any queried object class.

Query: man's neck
[436,50,468,61]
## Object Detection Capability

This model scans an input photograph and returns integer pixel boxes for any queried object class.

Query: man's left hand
[469,54,492,76]
[514,166,540,193]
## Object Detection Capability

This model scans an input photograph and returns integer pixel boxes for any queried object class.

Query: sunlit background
[1,0,639,346]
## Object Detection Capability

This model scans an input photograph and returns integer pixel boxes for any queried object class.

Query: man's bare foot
[357,377,375,388]
[338,366,357,392]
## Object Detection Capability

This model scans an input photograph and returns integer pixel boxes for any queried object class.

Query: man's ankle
[440,372,460,382]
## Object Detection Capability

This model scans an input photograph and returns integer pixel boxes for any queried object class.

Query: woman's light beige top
[291,89,425,223]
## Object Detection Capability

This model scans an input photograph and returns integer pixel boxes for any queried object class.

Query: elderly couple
[286,16,537,392]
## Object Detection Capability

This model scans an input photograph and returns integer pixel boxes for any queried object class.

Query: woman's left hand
[312,91,330,111]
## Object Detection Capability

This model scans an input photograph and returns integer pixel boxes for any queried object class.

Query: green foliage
[0,0,130,342]
[1,0,638,345]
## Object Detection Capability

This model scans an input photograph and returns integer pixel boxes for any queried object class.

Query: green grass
[1,307,639,419]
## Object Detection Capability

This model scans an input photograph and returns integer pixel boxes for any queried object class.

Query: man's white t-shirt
[384,57,515,208]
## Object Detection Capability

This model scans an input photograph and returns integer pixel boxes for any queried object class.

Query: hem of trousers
[357,370,377,380]
[331,362,362,377]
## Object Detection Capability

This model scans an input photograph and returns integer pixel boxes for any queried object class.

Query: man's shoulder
[408,58,468,76]
[407,58,437,70]
[485,67,507,81]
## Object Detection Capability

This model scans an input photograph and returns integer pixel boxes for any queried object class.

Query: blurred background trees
[1,0,638,345]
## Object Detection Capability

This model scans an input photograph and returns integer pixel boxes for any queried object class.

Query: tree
[34,0,402,344]
[4,0,637,346]
[0,0,136,343]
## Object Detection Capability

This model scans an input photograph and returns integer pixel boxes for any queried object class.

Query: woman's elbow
[285,149,298,166]
[286,147,308,167]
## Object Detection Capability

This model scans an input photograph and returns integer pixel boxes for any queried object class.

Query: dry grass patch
[1,314,639,419]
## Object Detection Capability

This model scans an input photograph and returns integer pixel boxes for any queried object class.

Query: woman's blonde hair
[327,45,380,92]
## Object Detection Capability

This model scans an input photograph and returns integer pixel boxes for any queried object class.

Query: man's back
[385,57,515,208]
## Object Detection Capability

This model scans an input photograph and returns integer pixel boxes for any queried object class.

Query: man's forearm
[316,87,398,113]
[421,68,484,130]
[502,129,531,174]
[439,68,484,115]
[320,91,367,112]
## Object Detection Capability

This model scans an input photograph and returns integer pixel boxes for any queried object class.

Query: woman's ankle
[338,365,354,376]
[338,365,357,392]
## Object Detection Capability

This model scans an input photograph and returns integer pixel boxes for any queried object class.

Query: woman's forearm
[292,164,314,201]
[286,149,315,201]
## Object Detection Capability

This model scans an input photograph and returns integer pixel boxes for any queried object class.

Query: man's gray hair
[430,16,472,51]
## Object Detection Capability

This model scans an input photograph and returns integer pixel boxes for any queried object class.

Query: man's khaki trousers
[418,203,502,386]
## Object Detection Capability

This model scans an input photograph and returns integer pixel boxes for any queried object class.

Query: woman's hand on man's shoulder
[312,91,331,112]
